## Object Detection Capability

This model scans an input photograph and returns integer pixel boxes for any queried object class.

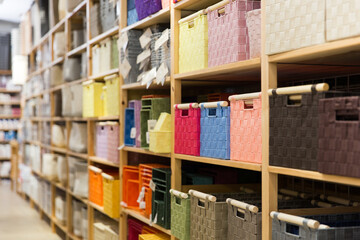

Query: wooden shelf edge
[121,77,171,90]
[121,8,170,32]
[89,202,119,222]
[123,146,171,158]
[67,43,87,58]
[89,156,119,167]
[67,150,88,159]
[89,26,119,45]
[67,0,87,19]
[89,69,119,80]
[0,70,12,75]
[0,88,20,93]
[268,166,360,187]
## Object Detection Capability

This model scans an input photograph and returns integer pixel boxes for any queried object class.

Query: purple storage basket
[135,0,162,20]
[129,100,142,148]
[96,122,119,164]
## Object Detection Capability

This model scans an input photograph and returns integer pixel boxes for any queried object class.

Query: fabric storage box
[149,113,172,153]
[111,36,119,69]
[179,11,208,73]
[230,93,262,163]
[124,108,135,146]
[100,38,111,73]
[63,57,81,81]
[120,30,142,84]
[104,74,120,116]
[151,168,171,229]
[127,0,138,25]
[55,196,66,225]
[271,211,360,240]
[207,0,260,67]
[96,122,119,164]
[90,4,102,38]
[82,80,104,117]
[92,44,101,76]
[89,166,103,206]
[246,9,261,59]
[122,166,140,209]
[140,97,170,149]
[318,96,360,178]
[174,103,201,156]
[70,84,83,116]
[102,172,120,218]
[265,0,325,55]
[200,101,230,159]
[69,122,87,153]
[100,0,117,32]
[135,0,162,20]
[170,189,190,240]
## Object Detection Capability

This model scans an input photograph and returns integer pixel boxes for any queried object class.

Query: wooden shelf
[87,116,119,121]
[89,69,119,80]
[67,150,88,159]
[52,217,68,233]
[51,56,65,66]
[0,128,18,131]
[89,26,119,45]
[123,146,171,158]
[121,77,171,90]
[68,231,83,240]
[175,154,262,171]
[54,182,67,192]
[0,115,20,119]
[52,116,66,122]
[122,8,170,32]
[89,156,119,167]
[0,89,21,93]
[0,70,12,75]
[67,43,87,58]
[67,0,86,19]
[174,0,221,10]
[43,145,67,154]
[68,190,88,205]
[0,101,21,105]
[30,116,51,121]
[122,209,172,236]
[89,202,119,221]
[268,166,360,188]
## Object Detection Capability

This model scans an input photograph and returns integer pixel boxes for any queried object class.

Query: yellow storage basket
[104,74,120,116]
[82,80,104,117]
[102,86,108,116]
[102,172,120,219]
[149,113,172,153]
[179,11,208,73]
[139,234,170,240]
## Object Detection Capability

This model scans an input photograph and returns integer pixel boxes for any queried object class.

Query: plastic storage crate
[120,30,142,84]
[265,0,325,55]
[89,166,103,206]
[140,97,170,149]
[200,102,230,159]
[207,0,260,67]
[135,0,162,20]
[124,108,135,146]
[127,0,138,25]
[149,113,172,153]
[271,212,360,240]
[170,189,190,240]
[96,122,119,164]
[151,168,171,229]
[318,96,360,178]
[82,80,104,117]
[246,9,261,59]
[174,103,201,156]
[179,12,208,73]
[104,74,120,116]
[230,93,262,163]
[102,172,120,218]
[122,166,140,209]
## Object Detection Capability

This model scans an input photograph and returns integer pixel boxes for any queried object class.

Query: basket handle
[174,103,199,110]
[189,190,216,202]
[229,92,261,101]
[320,194,359,207]
[200,101,228,109]
[170,189,188,199]
[268,83,329,96]
[88,165,102,173]
[178,9,206,24]
[226,198,259,213]
[311,200,333,208]
[104,74,118,81]
[101,172,114,180]
[279,189,310,199]
[270,211,320,229]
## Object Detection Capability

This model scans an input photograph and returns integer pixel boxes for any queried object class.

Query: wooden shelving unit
[19,0,360,240]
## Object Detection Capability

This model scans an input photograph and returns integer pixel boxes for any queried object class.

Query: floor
[0,181,61,240]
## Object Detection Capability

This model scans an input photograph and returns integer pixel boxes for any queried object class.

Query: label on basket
[118,33,128,52]
[139,201,146,210]
[148,119,157,131]
[141,68,156,88]
[155,29,169,51]
[120,58,131,79]
[137,49,151,64]
[118,144,125,150]
[120,201,128,207]
[130,127,136,139]
[139,58,150,71]
[149,180,156,191]
[139,28,152,49]
[146,132,150,144]
[156,63,169,85]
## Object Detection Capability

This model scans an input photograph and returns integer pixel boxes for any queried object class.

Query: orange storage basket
[122,166,140,209]
[89,166,103,206]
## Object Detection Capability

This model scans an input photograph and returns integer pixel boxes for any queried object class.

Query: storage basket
[102,172,120,218]
[135,0,162,20]
[50,65,63,87]
[131,100,142,147]
[207,0,260,67]
[122,166,140,209]
[69,122,87,153]
[179,12,208,73]
[90,4,102,38]
[230,93,262,163]
[63,57,81,81]
[124,108,135,146]
[149,113,172,153]
[82,80,104,117]
[96,122,119,164]
[55,196,66,225]
[70,84,83,117]
[61,87,71,116]
[128,218,144,240]
[73,160,88,198]
[174,103,201,156]
[53,31,65,58]
[104,74,120,116]
[120,30,142,84]
[100,0,117,32]
[103,86,108,116]
[94,222,106,240]
[89,166,103,206]
[100,38,111,73]
[111,36,119,69]
[200,101,230,159]
[127,0,138,25]
[105,226,118,240]
[246,9,261,59]
[318,96,360,178]
[92,44,101,76]
[150,30,171,71]
[139,234,170,240]
[265,0,325,55]
[170,189,190,240]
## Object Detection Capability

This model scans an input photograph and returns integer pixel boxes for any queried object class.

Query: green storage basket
[111,36,119,69]
[170,189,190,240]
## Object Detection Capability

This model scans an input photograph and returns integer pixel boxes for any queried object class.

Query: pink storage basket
[96,122,119,164]
[230,93,262,163]
[207,0,261,67]
[246,9,261,59]
[174,103,201,156]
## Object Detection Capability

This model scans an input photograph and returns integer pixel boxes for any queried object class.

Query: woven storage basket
[93,222,106,240]
[128,218,144,240]
[120,30,142,84]
[139,234,170,240]
[82,80,104,117]
[90,4,102,38]
[230,93,262,163]
[207,0,260,67]
[102,172,120,218]
[92,44,101,76]
[246,9,261,59]
[150,30,171,71]
[174,104,200,156]
[104,74,120,116]
[111,36,119,69]
[149,113,172,153]
[61,87,71,116]
[122,166,140,209]
[265,0,325,55]
[170,190,191,240]
[127,0,138,25]
[125,108,135,146]
[200,102,230,159]
[179,12,208,73]
[70,84,83,117]
[89,166,103,206]
[131,100,142,147]
[272,212,360,240]
[100,0,116,32]
[318,96,360,178]
[135,0,162,20]
[96,122,119,164]
[105,226,118,240]
[100,38,111,73]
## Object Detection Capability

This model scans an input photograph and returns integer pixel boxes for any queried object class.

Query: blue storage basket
[124,108,135,146]
[200,102,230,159]
[127,7,138,26]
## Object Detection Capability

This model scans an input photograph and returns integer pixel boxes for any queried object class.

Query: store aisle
[0,182,60,240]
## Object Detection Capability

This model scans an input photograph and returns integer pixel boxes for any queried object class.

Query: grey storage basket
[120,30,142,84]
[150,30,171,71]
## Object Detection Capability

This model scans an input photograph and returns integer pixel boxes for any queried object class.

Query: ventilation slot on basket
[336,110,359,121]
[285,223,299,236]
[287,95,302,106]
[198,199,205,207]
[236,209,245,219]
[181,109,189,117]
[208,108,216,116]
